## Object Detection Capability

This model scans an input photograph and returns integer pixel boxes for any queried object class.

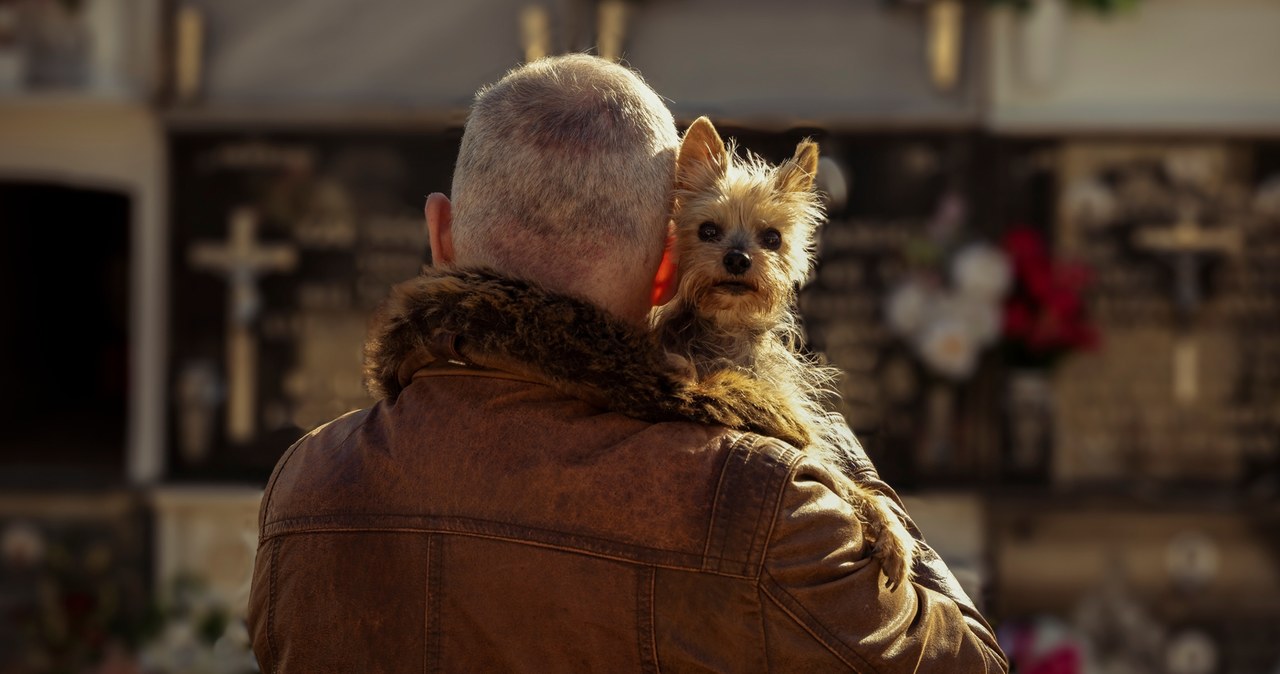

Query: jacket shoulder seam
[754,438,803,579]
[265,536,279,673]
[702,433,801,577]
[260,441,302,536]
[760,570,877,673]
[261,408,371,532]
[258,514,760,579]
[700,431,739,561]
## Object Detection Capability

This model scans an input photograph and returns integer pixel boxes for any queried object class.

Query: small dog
[654,117,914,589]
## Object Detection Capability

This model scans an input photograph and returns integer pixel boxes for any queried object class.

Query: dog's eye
[698,222,721,242]
[760,229,782,250]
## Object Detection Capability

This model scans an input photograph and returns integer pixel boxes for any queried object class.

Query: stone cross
[189,207,298,443]
[1132,205,1242,403]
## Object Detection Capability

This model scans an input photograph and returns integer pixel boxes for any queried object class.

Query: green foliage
[196,609,230,647]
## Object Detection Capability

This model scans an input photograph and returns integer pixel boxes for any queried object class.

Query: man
[247,54,1007,672]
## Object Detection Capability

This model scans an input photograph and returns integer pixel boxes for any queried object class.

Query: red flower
[1026,645,1081,674]
[1002,226,1048,267]
[1000,225,1098,364]
[63,591,96,619]
[1021,262,1056,302]
[1003,301,1033,338]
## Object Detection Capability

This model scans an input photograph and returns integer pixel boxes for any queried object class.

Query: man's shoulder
[276,405,374,475]
[695,431,807,577]
[257,406,376,531]
[295,406,374,451]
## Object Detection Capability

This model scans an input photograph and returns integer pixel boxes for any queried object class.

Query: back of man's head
[450,55,678,316]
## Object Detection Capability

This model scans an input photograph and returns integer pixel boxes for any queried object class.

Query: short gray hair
[450,55,678,293]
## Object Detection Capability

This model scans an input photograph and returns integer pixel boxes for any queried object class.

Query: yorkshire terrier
[653,117,915,589]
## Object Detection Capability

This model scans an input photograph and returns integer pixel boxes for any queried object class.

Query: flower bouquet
[998,226,1097,480]
[885,241,1013,382]
[1000,226,1097,369]
[882,199,1015,474]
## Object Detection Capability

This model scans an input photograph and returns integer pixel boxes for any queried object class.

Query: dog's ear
[776,140,819,193]
[676,116,727,193]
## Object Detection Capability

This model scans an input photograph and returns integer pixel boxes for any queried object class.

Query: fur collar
[363,267,809,446]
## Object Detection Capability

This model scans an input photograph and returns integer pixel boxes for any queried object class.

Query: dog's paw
[858,494,915,592]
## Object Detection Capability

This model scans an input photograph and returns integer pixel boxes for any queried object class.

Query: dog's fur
[653,117,915,589]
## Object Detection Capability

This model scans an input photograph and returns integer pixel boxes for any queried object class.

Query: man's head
[428,54,679,323]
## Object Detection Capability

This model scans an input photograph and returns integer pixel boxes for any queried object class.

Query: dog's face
[671,117,824,330]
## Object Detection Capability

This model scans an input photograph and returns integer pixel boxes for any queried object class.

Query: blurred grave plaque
[168,132,460,479]
[1130,205,1243,404]
[1054,142,1280,487]
[149,487,261,619]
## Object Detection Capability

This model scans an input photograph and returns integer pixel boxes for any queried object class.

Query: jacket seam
[701,432,739,562]
[259,440,301,536]
[649,568,660,674]
[742,436,800,579]
[755,583,770,670]
[430,532,435,674]
[760,571,878,674]
[259,524,760,580]
[425,534,443,674]
[703,432,794,576]
[260,411,370,536]
[755,449,806,579]
[265,537,279,674]
[263,512,704,558]
[412,366,552,388]
[637,566,659,674]
[738,435,776,577]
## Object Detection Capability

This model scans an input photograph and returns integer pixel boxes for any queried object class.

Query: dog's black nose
[723,250,751,275]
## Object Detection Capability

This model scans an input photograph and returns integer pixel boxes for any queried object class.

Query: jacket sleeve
[820,413,1002,632]
[758,454,1008,673]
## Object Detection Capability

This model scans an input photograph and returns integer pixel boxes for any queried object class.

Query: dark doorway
[0,182,130,485]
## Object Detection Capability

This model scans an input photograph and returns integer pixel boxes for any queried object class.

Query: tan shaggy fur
[653,117,916,590]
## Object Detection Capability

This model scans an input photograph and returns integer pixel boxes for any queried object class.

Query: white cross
[189,207,298,444]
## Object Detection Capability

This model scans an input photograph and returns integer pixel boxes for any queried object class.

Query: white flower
[885,280,934,338]
[951,243,1012,302]
[934,293,1003,347]
[816,156,848,212]
[915,317,980,380]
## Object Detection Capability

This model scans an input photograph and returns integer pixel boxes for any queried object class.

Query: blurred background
[1,0,1278,672]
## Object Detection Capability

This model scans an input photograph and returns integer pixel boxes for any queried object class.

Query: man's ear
[425,192,455,266]
[776,140,819,193]
[650,227,679,307]
[676,116,728,193]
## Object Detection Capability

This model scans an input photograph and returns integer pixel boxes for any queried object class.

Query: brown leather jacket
[247,268,1007,673]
